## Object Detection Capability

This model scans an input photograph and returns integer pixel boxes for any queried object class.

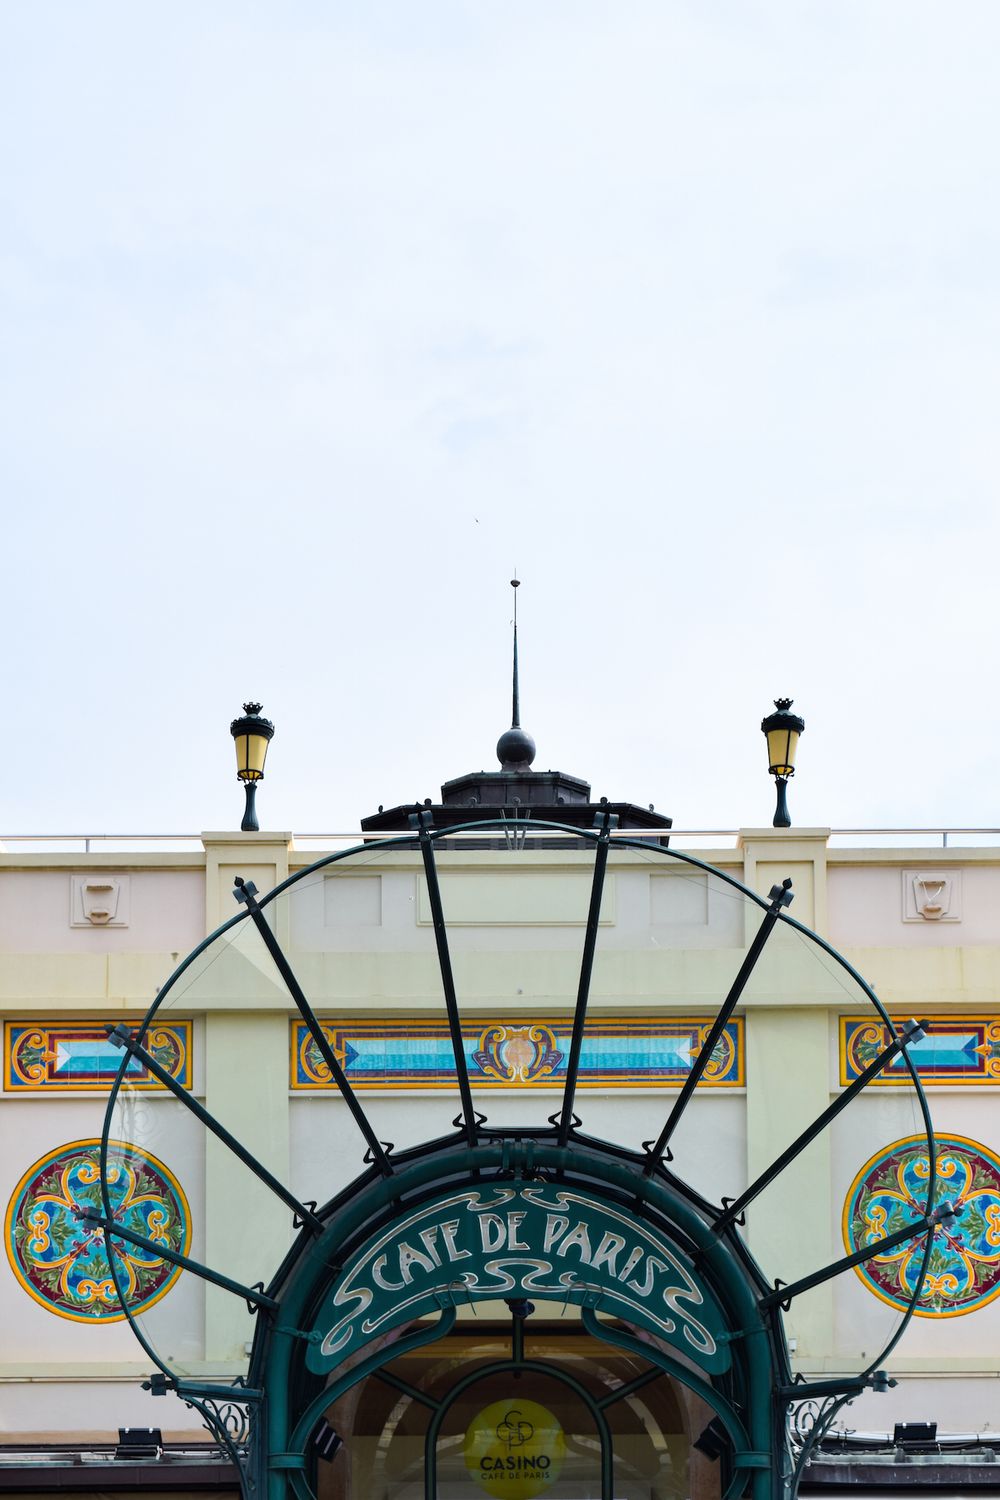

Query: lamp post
[761,698,804,829]
[230,702,274,833]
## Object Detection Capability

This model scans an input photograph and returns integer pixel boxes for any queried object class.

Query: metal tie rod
[759,1200,958,1312]
[414,811,480,1146]
[714,1018,930,1234]
[234,878,393,1178]
[107,1024,323,1234]
[644,879,794,1173]
[558,811,615,1147]
[75,1206,278,1310]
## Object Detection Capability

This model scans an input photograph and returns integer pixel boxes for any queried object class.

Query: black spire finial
[511,576,520,728]
[497,574,536,771]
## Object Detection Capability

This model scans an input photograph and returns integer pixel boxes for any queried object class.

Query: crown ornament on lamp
[761,698,804,828]
[230,702,275,833]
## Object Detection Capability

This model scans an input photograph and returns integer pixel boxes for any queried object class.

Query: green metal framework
[263,1138,779,1500]
[97,818,940,1500]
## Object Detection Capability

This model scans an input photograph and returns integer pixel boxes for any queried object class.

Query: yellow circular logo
[464,1398,566,1497]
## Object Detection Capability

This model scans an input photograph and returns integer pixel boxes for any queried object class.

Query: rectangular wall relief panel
[417,872,616,926]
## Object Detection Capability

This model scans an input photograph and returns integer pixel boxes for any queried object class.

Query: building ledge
[0,1445,238,1492]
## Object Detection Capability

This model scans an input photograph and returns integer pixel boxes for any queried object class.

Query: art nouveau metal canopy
[96,818,943,1500]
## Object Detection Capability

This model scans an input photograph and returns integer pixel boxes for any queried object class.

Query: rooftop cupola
[360,575,672,842]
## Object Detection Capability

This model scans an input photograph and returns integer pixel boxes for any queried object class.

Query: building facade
[2,745,999,1494]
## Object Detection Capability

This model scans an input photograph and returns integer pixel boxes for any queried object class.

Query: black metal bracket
[779,1370,897,1401]
[642,1138,673,1164]
[143,1374,264,1401]
[364,1142,395,1165]
[274,1325,323,1344]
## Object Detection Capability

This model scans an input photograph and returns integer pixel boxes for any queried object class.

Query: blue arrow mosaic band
[5,1022,192,1092]
[291,1016,743,1090]
[840,1016,1000,1087]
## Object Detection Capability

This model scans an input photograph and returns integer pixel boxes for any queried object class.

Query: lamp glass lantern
[761,698,804,828]
[230,702,274,832]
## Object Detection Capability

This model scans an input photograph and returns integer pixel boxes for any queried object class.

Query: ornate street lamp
[230,702,274,833]
[761,698,804,829]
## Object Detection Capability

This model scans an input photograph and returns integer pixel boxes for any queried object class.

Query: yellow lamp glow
[760,698,804,828]
[230,703,274,831]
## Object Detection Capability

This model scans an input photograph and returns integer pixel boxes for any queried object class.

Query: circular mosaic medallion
[843,1133,1000,1318]
[4,1138,190,1323]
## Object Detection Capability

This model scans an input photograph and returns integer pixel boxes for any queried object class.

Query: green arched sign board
[306,1181,732,1375]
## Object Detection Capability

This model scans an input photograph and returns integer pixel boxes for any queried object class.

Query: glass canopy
[99,821,941,1500]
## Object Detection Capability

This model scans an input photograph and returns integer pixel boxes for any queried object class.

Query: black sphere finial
[497,724,536,769]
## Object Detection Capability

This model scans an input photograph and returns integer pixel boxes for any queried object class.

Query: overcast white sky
[2,3,999,837]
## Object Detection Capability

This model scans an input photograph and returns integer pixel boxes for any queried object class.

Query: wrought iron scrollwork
[786,1390,859,1493]
[189,1395,251,1446]
[180,1390,259,1497]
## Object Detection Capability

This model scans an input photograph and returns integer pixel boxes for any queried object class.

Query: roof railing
[1,827,1000,853]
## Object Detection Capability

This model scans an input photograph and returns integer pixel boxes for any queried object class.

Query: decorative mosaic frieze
[4,1139,190,1322]
[843,1133,1000,1317]
[290,1016,744,1090]
[840,1015,1000,1087]
[4,1021,191,1092]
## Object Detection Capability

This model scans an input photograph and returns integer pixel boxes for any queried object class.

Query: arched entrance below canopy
[314,1302,723,1500]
